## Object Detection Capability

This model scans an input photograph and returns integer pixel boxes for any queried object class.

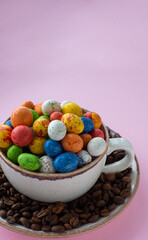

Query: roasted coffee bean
[31,224,41,231]
[31,201,39,206]
[64,223,72,230]
[42,225,51,232]
[108,203,116,211]
[51,225,66,233]
[0,200,5,208]
[92,190,102,199]
[122,176,131,183]
[70,217,79,227]
[22,212,31,218]
[3,182,11,188]
[89,204,95,212]
[36,209,49,219]
[14,213,21,219]
[21,195,28,202]
[0,210,7,219]
[111,187,121,195]
[100,173,106,183]
[74,208,83,214]
[4,199,14,206]
[42,217,47,226]
[50,215,59,226]
[106,173,116,182]
[88,215,99,223]
[7,209,14,216]
[79,196,87,204]
[20,206,31,213]
[52,205,64,214]
[106,155,114,164]
[81,219,87,224]
[79,213,91,219]
[59,213,73,223]
[120,189,131,198]
[14,193,21,200]
[6,216,16,224]
[92,183,102,190]
[20,217,30,228]
[113,196,125,205]
[11,202,21,210]
[103,192,109,203]
[108,191,115,198]
[31,217,41,224]
[103,183,112,191]
[96,200,106,208]
[100,208,110,217]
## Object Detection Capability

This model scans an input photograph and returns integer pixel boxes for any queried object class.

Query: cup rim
[0,110,109,180]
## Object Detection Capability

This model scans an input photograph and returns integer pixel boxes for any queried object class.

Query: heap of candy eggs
[0,100,106,173]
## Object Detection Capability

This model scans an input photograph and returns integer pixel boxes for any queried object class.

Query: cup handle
[103,138,134,173]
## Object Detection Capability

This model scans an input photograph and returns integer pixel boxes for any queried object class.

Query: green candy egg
[39,115,50,121]
[30,109,40,123]
[7,145,23,164]
[18,153,41,171]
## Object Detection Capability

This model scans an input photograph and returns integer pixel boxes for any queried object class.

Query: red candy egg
[11,125,33,147]
[50,111,63,121]
[90,128,104,139]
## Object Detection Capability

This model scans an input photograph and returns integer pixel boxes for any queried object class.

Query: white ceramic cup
[0,121,134,203]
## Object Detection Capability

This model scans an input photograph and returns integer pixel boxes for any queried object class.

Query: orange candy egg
[61,133,83,153]
[21,101,34,109]
[34,102,43,116]
[11,107,33,128]
[80,133,92,148]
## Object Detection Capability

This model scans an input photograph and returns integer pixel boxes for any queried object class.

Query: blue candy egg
[54,152,79,172]
[5,120,13,129]
[44,139,62,158]
[80,117,94,133]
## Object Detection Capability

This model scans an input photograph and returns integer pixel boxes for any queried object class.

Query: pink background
[0,0,148,239]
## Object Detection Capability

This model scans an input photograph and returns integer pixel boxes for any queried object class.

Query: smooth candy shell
[62,103,83,117]
[18,153,41,171]
[80,134,92,148]
[60,100,71,109]
[33,118,50,137]
[0,125,12,148]
[77,150,92,167]
[48,120,66,141]
[44,139,63,158]
[11,106,33,127]
[11,125,33,147]
[7,145,23,164]
[87,137,106,156]
[54,152,79,173]
[21,101,34,109]
[61,133,83,153]
[5,120,13,129]
[29,136,47,155]
[80,117,94,133]
[42,100,61,116]
[61,113,84,134]
[83,112,102,129]
[50,112,63,121]
[39,155,56,173]
[34,102,43,116]
[90,128,104,139]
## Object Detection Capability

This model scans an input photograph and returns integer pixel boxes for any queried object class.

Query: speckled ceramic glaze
[0,121,135,203]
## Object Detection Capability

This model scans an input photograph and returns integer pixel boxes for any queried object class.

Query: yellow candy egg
[61,113,84,134]
[62,103,83,117]
[29,136,47,155]
[0,125,12,148]
[33,118,50,137]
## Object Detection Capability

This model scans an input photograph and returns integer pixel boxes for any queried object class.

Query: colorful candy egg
[18,153,41,171]
[61,113,84,134]
[61,133,83,153]
[34,102,43,116]
[39,115,50,121]
[42,100,61,116]
[80,133,92,148]
[80,117,94,133]
[90,128,104,139]
[39,155,56,173]
[87,137,106,156]
[60,100,71,109]
[0,125,12,148]
[44,139,63,158]
[33,118,50,137]
[11,125,33,147]
[11,106,33,127]
[50,112,63,121]
[21,101,34,109]
[48,120,66,141]
[5,120,13,129]
[77,150,92,167]
[62,102,83,117]
[30,109,39,123]
[7,145,23,164]
[29,136,47,155]
[54,152,79,172]
[83,112,102,129]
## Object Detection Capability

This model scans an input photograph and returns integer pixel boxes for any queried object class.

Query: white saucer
[0,156,139,238]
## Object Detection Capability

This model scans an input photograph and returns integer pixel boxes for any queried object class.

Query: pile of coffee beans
[0,128,132,233]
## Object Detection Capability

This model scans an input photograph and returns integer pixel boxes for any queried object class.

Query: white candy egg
[48,120,67,141]
[87,137,106,156]
[77,150,92,167]
[39,155,56,173]
[42,100,61,116]
[60,100,71,109]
